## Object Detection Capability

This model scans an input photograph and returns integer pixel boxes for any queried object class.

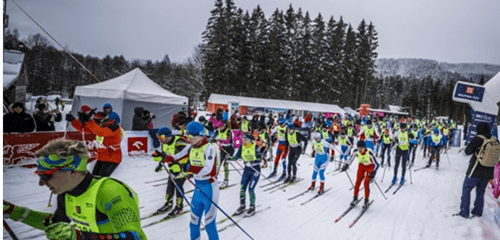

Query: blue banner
[453,82,485,103]
[451,129,461,148]
[466,110,498,144]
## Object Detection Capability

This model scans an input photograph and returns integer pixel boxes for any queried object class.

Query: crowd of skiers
[5,103,497,240]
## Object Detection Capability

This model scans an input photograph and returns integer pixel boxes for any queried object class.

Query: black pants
[408,143,417,164]
[92,161,119,177]
[287,147,301,177]
[394,148,408,177]
[380,143,391,166]
[166,177,186,207]
[427,147,440,167]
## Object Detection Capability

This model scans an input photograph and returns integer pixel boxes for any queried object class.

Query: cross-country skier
[358,120,379,151]
[231,134,262,216]
[255,127,270,168]
[268,118,289,179]
[338,130,353,168]
[152,127,189,217]
[391,123,410,185]
[341,140,379,210]
[215,121,234,188]
[3,138,147,240]
[408,124,419,167]
[379,128,393,167]
[425,128,447,169]
[285,123,308,183]
[316,123,335,162]
[168,121,220,240]
[308,132,337,194]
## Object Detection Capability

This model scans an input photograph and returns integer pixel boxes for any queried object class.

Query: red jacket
[72,119,123,164]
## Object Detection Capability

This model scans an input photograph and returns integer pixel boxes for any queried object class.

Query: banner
[452,81,486,104]
[3,132,98,166]
[127,137,148,156]
[451,129,461,148]
[466,110,498,144]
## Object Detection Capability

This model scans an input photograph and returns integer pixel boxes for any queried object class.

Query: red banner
[127,137,148,156]
[3,131,98,166]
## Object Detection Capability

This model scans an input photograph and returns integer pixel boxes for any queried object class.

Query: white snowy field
[3,143,500,240]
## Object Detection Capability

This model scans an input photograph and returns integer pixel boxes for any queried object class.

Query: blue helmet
[187,122,205,136]
[278,118,285,124]
[433,128,440,134]
[157,127,172,137]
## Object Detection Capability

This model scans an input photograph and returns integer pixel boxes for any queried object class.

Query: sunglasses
[37,165,65,182]
[157,134,166,141]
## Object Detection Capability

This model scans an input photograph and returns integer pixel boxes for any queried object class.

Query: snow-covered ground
[4,142,500,239]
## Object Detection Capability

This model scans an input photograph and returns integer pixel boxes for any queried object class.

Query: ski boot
[362,198,370,210]
[350,196,358,207]
[392,175,398,184]
[329,155,334,162]
[400,177,405,185]
[246,205,256,216]
[234,204,246,216]
[290,176,296,183]
[267,170,277,178]
[220,179,229,189]
[157,201,173,214]
[278,174,286,181]
[308,181,316,191]
[317,182,325,194]
[284,176,291,183]
[167,206,183,217]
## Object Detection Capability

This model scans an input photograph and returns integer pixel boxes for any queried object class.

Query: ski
[142,210,190,228]
[269,178,303,193]
[259,179,282,188]
[217,206,271,232]
[220,183,238,190]
[141,209,170,220]
[393,181,407,195]
[334,197,364,223]
[413,166,429,172]
[452,213,477,219]
[348,200,375,228]
[263,181,288,192]
[288,190,310,201]
[300,187,332,205]
[144,177,169,184]
[152,182,169,187]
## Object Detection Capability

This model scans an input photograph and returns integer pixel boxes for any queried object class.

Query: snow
[4,142,500,240]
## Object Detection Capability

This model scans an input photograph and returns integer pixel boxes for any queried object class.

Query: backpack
[476,135,500,167]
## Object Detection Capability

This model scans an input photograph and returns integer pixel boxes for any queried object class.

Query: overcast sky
[5,0,500,65]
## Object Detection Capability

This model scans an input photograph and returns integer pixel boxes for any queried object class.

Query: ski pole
[408,159,413,185]
[235,159,285,191]
[227,160,243,177]
[381,162,387,183]
[372,179,388,200]
[63,121,70,139]
[344,171,355,188]
[47,192,53,208]
[3,219,19,240]
[184,176,255,240]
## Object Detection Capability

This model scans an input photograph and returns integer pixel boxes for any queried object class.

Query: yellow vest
[277,125,287,141]
[241,121,250,132]
[398,130,409,150]
[217,128,230,141]
[383,134,391,144]
[287,131,299,147]
[189,144,210,167]
[313,140,326,155]
[357,151,371,165]
[241,143,257,162]
[339,136,348,146]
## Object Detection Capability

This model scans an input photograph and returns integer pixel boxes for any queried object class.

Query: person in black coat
[3,102,36,133]
[132,107,154,130]
[32,104,62,132]
[458,122,497,218]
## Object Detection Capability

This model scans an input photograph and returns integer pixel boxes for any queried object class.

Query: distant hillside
[375,58,500,82]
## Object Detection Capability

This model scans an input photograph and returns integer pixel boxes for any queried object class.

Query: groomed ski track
[4,143,500,239]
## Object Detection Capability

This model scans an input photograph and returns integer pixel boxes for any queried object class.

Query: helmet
[433,128,440,134]
[366,120,372,125]
[186,122,205,136]
[357,140,366,148]
[400,123,407,129]
[198,116,206,122]
[157,127,172,137]
[312,132,321,139]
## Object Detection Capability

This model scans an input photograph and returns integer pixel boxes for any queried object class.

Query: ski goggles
[37,165,66,182]
[157,134,167,141]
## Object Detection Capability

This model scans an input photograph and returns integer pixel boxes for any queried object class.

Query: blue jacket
[103,103,121,124]
[426,133,447,147]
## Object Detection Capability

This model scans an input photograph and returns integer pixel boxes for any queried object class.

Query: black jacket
[33,110,62,132]
[3,103,36,133]
[464,122,495,180]
[132,107,152,131]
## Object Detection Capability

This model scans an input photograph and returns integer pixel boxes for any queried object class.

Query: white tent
[72,68,188,130]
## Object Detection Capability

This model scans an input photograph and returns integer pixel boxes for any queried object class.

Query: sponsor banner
[466,109,498,144]
[3,131,98,166]
[127,137,148,156]
[453,82,486,104]
[451,129,461,148]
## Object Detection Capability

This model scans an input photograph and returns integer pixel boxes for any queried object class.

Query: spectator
[457,122,497,218]
[223,109,229,122]
[3,102,36,133]
[66,111,123,177]
[132,107,154,130]
[103,102,121,124]
[33,104,62,132]
[55,97,60,109]
[61,100,66,111]
[216,108,224,122]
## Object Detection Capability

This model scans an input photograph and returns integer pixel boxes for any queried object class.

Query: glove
[261,162,268,168]
[341,164,349,172]
[230,156,238,161]
[77,112,90,125]
[65,113,75,122]
[3,200,15,219]
[164,155,175,165]
[152,150,166,162]
[369,171,376,179]
[45,222,80,240]
[155,163,163,172]
[311,152,315,158]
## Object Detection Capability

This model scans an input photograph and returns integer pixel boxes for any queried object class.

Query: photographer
[132,107,155,131]
[33,104,62,132]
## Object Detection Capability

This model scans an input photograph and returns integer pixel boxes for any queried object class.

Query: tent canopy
[207,94,345,115]
[72,68,188,130]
